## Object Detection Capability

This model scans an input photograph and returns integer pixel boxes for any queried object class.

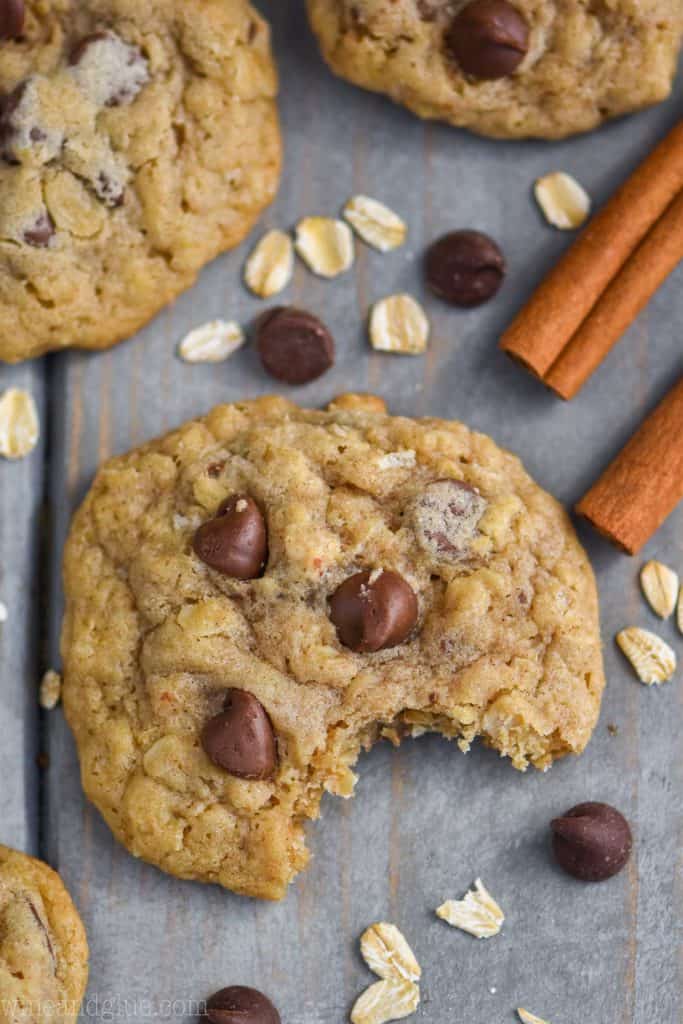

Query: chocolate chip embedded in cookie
[69,32,149,108]
[0,845,89,1024]
[0,0,281,363]
[202,690,278,780]
[61,396,605,898]
[329,569,418,652]
[0,0,24,40]
[446,0,529,80]
[306,0,683,139]
[205,988,281,1024]
[412,479,488,561]
[194,495,268,579]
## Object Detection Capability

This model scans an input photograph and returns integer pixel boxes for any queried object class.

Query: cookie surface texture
[306,0,683,139]
[62,395,605,899]
[0,845,89,1024]
[0,0,280,362]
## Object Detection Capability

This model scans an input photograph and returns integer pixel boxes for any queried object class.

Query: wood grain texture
[0,3,681,1021]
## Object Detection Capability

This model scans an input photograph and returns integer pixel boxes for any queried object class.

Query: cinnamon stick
[576,377,683,554]
[500,120,683,378]
[545,189,683,400]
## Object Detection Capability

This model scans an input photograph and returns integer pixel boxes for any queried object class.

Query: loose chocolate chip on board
[329,569,418,653]
[0,0,24,40]
[426,230,505,307]
[551,802,632,881]
[446,0,529,80]
[412,479,488,560]
[201,691,277,781]
[205,988,281,1024]
[193,495,267,579]
[256,306,335,385]
[23,211,55,247]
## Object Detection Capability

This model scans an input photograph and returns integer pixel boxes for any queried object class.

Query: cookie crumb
[39,670,62,710]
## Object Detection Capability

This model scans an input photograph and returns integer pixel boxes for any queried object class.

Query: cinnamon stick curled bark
[576,377,683,554]
[545,189,683,400]
[500,120,683,378]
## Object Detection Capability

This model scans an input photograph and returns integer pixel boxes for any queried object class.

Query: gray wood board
[1,3,682,1021]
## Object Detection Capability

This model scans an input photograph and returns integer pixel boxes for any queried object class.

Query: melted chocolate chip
[446,0,529,79]
[425,230,505,307]
[0,0,24,40]
[256,307,335,385]
[201,691,277,780]
[329,569,418,653]
[412,479,488,561]
[205,988,280,1024]
[69,31,110,65]
[193,495,267,579]
[23,211,54,247]
[551,802,632,882]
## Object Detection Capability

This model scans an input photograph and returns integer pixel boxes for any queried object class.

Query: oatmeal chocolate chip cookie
[306,0,683,140]
[0,846,88,1024]
[61,395,605,899]
[0,0,280,363]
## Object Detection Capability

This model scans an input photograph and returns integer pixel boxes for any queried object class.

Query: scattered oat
[295,216,354,278]
[360,923,421,983]
[534,171,590,230]
[350,980,420,1024]
[616,627,676,685]
[517,1010,550,1024]
[177,321,245,364]
[0,389,40,460]
[244,229,294,298]
[436,878,504,938]
[678,586,683,635]
[369,295,429,355]
[378,450,417,470]
[0,601,7,624]
[640,560,679,619]
[39,670,62,710]
[344,195,406,252]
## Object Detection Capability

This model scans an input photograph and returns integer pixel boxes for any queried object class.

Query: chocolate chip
[425,230,505,307]
[446,0,529,79]
[329,569,418,653]
[205,988,280,1024]
[551,802,632,882]
[69,31,149,107]
[0,0,24,40]
[193,495,267,579]
[69,31,110,66]
[412,479,488,561]
[23,211,54,247]
[256,307,335,385]
[201,691,277,781]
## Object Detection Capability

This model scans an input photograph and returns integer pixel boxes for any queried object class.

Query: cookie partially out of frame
[0,846,88,1024]
[306,0,683,140]
[62,394,604,900]
[0,0,280,362]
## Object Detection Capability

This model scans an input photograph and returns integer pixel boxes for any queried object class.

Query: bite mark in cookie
[61,396,605,899]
